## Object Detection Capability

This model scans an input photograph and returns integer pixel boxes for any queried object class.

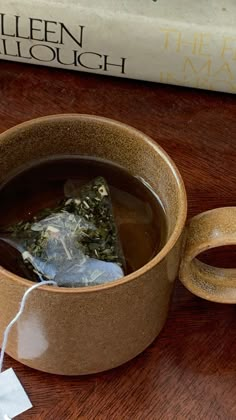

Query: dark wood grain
[0,61,236,420]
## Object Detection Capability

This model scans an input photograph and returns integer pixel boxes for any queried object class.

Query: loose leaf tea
[0,177,125,287]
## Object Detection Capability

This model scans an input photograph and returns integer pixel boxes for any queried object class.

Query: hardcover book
[0,0,236,93]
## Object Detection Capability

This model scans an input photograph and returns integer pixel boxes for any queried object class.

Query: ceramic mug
[0,115,235,375]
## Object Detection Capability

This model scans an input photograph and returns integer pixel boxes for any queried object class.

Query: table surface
[0,61,236,420]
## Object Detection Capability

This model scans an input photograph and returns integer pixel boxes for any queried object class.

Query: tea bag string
[0,280,57,373]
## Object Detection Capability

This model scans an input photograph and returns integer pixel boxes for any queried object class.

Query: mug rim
[0,114,188,293]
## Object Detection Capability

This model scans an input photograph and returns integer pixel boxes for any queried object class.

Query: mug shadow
[162,281,236,375]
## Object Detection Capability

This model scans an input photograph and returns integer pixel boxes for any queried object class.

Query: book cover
[0,0,236,93]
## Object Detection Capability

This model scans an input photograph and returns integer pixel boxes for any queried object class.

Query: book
[0,0,236,94]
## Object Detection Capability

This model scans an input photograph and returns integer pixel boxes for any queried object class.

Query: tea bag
[0,177,125,287]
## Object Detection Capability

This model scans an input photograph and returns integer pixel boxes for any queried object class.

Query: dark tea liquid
[0,157,167,277]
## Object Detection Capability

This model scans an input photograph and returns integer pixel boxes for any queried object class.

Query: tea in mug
[0,157,167,286]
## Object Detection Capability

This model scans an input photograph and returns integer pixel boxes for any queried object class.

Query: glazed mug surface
[0,114,235,375]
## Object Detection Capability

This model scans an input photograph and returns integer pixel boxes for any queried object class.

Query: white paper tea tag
[0,368,32,419]
[0,406,10,420]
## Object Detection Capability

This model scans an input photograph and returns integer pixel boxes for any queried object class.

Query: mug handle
[179,207,236,303]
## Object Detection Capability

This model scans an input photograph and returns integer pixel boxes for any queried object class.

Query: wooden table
[0,61,236,420]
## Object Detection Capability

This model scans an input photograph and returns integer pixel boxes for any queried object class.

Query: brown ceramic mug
[0,115,235,375]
